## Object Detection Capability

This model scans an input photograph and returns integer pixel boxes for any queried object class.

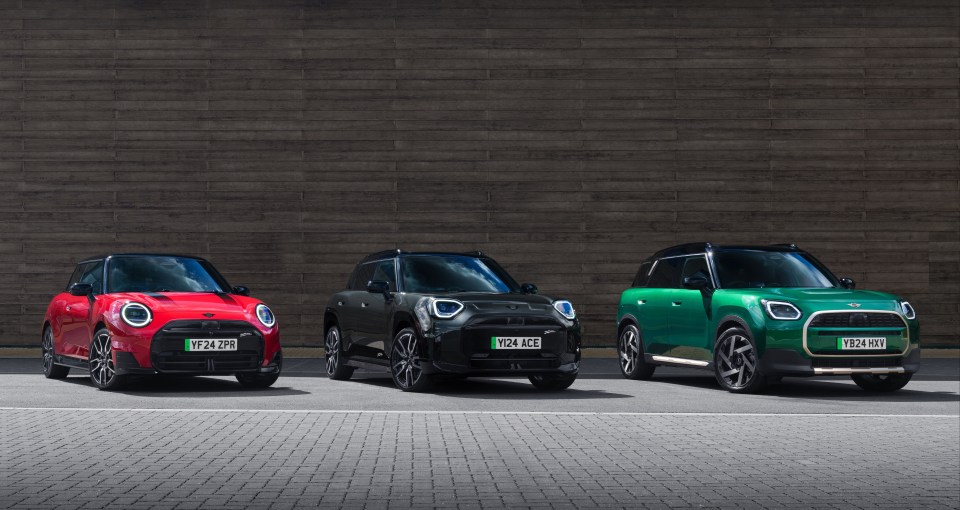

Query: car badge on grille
[203,313,215,318]
[847,303,861,308]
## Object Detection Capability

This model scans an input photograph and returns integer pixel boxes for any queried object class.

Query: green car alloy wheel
[615,243,920,394]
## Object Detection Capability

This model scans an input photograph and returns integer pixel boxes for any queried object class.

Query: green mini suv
[617,243,919,393]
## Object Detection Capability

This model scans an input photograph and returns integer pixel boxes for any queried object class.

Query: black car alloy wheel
[324,326,354,380]
[390,328,431,392]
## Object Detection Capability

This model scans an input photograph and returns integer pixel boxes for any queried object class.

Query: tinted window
[352,263,377,290]
[401,255,518,294]
[370,260,397,291]
[632,262,653,287]
[713,250,837,289]
[65,264,86,291]
[646,258,683,288]
[681,256,709,280]
[107,256,227,293]
[78,261,104,294]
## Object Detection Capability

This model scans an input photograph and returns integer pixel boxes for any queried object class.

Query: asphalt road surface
[1,358,958,509]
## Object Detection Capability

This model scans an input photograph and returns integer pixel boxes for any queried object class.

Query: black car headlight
[120,302,152,328]
[552,300,576,320]
[760,299,802,320]
[415,297,464,332]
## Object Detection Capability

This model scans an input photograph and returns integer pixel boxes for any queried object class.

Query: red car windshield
[107,256,228,293]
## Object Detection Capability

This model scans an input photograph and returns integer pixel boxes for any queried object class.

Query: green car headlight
[760,299,802,320]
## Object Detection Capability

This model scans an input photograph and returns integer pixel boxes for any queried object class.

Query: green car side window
[646,258,683,288]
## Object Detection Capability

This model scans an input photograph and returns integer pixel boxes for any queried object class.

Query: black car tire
[528,372,578,391]
[713,326,766,394]
[617,324,656,380]
[324,325,355,381]
[236,354,282,389]
[89,328,125,391]
[851,373,912,392]
[42,326,69,379]
[390,327,432,392]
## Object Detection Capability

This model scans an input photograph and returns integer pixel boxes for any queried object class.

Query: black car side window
[370,260,397,291]
[78,260,104,294]
[354,263,377,290]
[646,258,683,288]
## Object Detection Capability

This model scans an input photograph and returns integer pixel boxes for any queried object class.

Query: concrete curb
[2,346,958,359]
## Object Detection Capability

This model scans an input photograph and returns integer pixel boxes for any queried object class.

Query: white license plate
[838,337,886,350]
[185,338,237,352]
[491,337,541,350]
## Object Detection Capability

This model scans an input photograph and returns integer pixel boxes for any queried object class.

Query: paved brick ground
[1,409,957,509]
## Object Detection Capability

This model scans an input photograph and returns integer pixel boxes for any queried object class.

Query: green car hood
[721,288,903,313]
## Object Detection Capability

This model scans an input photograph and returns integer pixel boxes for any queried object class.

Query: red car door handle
[65,305,71,311]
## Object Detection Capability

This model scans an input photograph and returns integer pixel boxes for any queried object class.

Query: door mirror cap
[840,277,856,290]
[520,283,539,295]
[366,280,391,295]
[682,273,711,290]
[232,286,250,296]
[69,283,94,296]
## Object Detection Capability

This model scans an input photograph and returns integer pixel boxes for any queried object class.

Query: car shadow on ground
[58,375,310,397]
[347,375,633,399]
[644,374,960,403]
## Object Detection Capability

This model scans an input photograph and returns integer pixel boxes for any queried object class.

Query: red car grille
[150,320,263,373]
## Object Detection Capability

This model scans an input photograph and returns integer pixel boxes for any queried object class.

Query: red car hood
[110,292,254,318]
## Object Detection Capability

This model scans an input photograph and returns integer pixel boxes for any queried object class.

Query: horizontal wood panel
[0,0,957,348]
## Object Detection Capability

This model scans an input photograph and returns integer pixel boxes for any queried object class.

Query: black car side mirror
[682,273,711,290]
[839,277,856,290]
[232,286,250,296]
[520,283,539,295]
[366,280,392,300]
[69,283,93,296]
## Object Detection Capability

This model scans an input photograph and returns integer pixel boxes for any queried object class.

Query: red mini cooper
[41,254,282,390]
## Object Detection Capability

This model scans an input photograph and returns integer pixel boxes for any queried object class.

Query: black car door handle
[361,302,369,308]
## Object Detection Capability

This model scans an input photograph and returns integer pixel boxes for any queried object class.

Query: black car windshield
[401,255,518,294]
[713,250,838,289]
[107,256,228,293]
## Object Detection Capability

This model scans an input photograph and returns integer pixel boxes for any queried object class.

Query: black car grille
[151,320,263,373]
[465,315,565,327]
[809,313,905,328]
[812,358,902,369]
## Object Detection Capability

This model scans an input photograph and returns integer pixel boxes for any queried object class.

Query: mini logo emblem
[203,313,215,318]
[847,303,861,308]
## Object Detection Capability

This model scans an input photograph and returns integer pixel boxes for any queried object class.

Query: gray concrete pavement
[1,358,958,509]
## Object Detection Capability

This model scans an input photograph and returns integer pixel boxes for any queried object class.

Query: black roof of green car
[648,243,803,261]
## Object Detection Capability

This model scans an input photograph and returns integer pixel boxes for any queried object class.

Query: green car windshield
[713,250,838,289]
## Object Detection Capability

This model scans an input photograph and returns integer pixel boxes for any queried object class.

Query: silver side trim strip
[651,355,710,367]
[813,367,905,375]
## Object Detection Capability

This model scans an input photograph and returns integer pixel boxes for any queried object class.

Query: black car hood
[439,292,558,315]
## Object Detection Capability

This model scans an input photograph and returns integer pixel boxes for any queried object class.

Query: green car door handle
[637,300,646,305]
[672,301,682,306]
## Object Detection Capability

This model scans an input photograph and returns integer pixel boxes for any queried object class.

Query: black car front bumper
[421,314,581,376]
